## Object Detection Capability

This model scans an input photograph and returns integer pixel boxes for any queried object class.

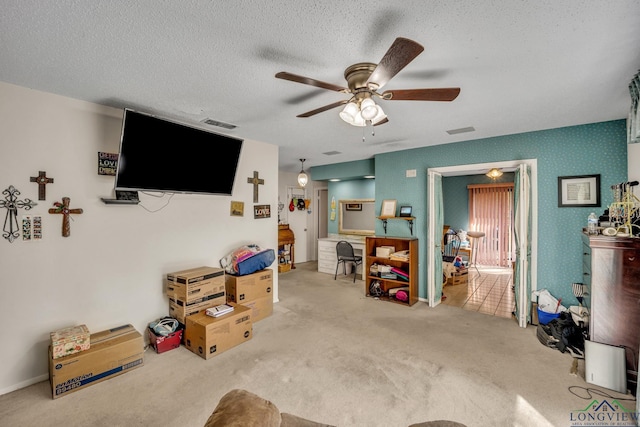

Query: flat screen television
[114,109,243,195]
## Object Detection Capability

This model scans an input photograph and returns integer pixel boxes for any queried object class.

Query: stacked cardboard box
[184,303,252,360]
[447,268,469,286]
[225,268,273,323]
[166,266,226,323]
[49,324,144,399]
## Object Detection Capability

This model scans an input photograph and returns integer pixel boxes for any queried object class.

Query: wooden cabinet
[365,236,418,306]
[278,224,295,271]
[582,233,640,393]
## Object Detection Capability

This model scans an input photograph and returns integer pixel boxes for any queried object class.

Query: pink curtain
[468,183,515,267]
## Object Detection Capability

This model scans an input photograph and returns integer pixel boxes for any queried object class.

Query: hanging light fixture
[339,96,386,127]
[297,159,308,188]
[486,168,503,179]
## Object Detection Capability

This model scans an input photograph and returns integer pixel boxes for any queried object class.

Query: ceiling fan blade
[373,117,389,126]
[366,37,424,89]
[297,100,349,118]
[381,88,461,101]
[276,72,348,92]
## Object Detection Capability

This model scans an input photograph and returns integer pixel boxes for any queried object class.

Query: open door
[427,170,443,307]
[514,163,532,327]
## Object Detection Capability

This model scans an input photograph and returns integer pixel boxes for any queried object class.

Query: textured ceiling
[1,1,640,173]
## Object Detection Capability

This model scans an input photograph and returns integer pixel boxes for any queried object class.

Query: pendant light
[297,159,308,188]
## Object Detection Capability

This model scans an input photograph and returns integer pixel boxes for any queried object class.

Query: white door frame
[426,159,538,326]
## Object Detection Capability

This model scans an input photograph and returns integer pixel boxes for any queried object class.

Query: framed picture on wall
[380,199,397,218]
[558,174,601,207]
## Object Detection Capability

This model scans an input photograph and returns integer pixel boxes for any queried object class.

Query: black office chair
[334,241,363,283]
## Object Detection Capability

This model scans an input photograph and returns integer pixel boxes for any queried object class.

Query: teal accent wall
[327,179,375,234]
[443,172,515,231]
[311,158,374,181]
[373,120,627,304]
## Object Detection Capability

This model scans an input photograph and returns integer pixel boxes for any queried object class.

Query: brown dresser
[582,233,640,393]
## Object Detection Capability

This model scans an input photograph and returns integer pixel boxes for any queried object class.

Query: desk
[318,235,365,280]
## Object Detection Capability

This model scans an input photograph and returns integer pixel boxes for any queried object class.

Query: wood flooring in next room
[441,266,515,319]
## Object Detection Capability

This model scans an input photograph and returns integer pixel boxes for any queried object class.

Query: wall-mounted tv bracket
[0,185,37,243]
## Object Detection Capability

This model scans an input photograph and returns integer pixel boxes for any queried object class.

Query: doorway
[427,160,538,328]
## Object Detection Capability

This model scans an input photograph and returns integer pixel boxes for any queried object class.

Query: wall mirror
[338,199,375,235]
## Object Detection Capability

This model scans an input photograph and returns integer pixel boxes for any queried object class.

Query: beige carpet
[0,262,635,426]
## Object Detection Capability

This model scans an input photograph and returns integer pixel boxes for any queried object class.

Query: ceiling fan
[275,37,460,127]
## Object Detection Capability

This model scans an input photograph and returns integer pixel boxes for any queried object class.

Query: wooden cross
[247,171,264,203]
[30,171,54,200]
[48,197,83,237]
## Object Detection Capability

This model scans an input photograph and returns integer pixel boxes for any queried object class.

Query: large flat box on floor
[166,266,225,304]
[169,293,226,324]
[240,295,273,323]
[225,269,273,303]
[184,303,252,360]
[50,324,90,359]
[49,324,144,399]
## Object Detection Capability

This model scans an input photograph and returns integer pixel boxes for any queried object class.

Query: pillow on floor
[204,389,281,427]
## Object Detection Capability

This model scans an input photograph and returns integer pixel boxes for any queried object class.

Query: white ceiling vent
[201,118,237,130]
[446,126,475,135]
[322,151,342,156]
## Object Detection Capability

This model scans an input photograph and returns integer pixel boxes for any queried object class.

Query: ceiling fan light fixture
[371,105,387,125]
[339,102,359,124]
[352,111,366,127]
[486,168,503,179]
[360,97,378,120]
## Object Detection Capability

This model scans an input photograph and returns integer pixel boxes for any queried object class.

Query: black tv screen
[114,109,243,195]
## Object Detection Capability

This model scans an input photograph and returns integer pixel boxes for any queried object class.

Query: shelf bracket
[381,219,388,234]
[407,219,414,236]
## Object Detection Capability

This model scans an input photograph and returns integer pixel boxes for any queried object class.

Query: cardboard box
[447,269,468,286]
[166,267,225,304]
[184,303,252,360]
[225,269,272,303]
[278,263,291,273]
[49,324,144,399]
[148,326,183,354]
[376,246,395,258]
[169,293,226,324]
[240,295,273,323]
[50,324,90,359]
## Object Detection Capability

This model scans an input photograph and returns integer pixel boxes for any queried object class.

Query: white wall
[0,82,279,394]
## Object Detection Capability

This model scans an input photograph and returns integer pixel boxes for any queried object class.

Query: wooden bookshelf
[365,236,418,306]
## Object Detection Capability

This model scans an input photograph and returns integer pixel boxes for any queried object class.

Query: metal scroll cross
[0,185,37,243]
[48,197,83,237]
[30,171,54,200]
[247,171,264,203]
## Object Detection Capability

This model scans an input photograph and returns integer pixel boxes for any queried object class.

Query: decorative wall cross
[49,197,83,237]
[247,171,264,203]
[30,171,54,200]
[0,185,37,243]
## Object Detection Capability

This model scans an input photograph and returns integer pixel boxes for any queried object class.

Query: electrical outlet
[406,169,417,178]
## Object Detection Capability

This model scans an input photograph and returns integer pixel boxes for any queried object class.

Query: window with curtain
[468,183,515,267]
